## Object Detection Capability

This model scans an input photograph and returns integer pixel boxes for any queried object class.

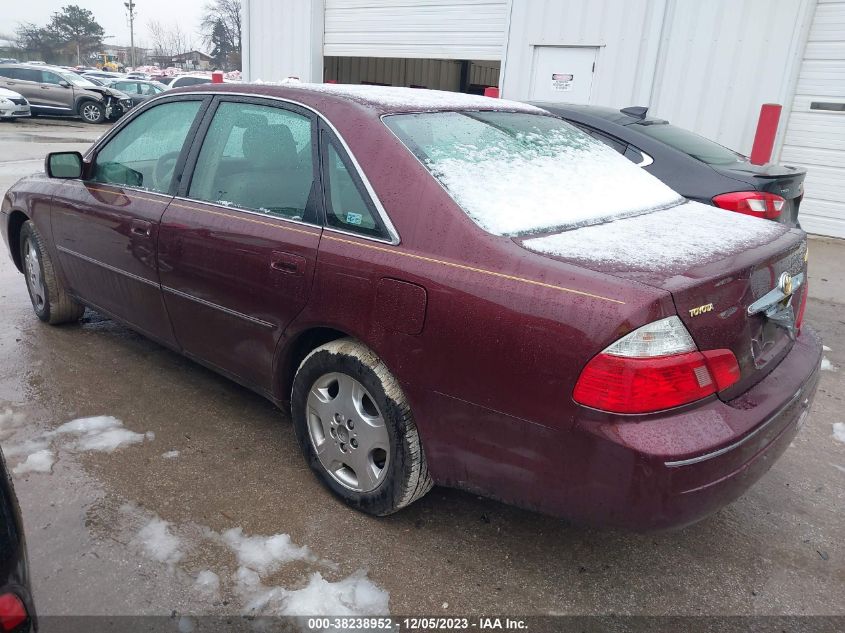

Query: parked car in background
[533,103,807,227]
[1,84,820,530]
[159,74,213,89]
[80,70,124,82]
[102,79,168,107]
[0,59,19,65]
[0,88,30,121]
[126,72,151,80]
[0,64,133,123]
[0,448,36,632]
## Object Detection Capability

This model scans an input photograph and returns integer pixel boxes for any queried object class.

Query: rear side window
[322,141,384,239]
[188,101,315,222]
[633,122,745,165]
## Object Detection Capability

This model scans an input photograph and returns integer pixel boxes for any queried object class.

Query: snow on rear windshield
[384,111,683,236]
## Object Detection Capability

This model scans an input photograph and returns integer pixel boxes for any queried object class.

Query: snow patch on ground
[823,345,832,352]
[54,416,147,452]
[0,408,27,435]
[135,518,184,566]
[12,449,55,474]
[821,357,837,372]
[833,423,845,444]
[831,463,845,474]
[222,527,315,574]
[162,450,180,459]
[194,570,220,597]
[234,567,389,617]
[523,202,788,272]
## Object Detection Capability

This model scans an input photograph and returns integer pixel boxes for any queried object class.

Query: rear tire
[79,100,105,124]
[20,221,84,325]
[291,338,433,516]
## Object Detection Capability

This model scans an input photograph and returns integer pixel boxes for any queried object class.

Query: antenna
[621,106,649,120]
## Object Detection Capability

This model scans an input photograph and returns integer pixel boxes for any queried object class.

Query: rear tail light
[573,316,741,414]
[0,593,27,632]
[712,191,785,220]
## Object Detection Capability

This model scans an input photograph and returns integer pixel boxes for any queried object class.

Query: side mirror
[59,80,71,88]
[45,152,83,179]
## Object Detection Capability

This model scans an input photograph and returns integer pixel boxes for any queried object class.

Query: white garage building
[242,0,845,239]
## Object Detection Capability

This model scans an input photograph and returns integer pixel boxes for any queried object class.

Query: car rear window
[632,122,745,166]
[383,111,682,236]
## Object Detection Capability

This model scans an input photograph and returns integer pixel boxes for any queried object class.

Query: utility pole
[125,0,137,68]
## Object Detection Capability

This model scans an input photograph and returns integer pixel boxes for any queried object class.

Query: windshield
[633,122,745,165]
[384,111,683,236]
[58,70,98,88]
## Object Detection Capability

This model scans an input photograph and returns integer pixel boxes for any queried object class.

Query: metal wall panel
[324,0,508,60]
[243,0,324,82]
[782,0,845,238]
[501,0,666,107]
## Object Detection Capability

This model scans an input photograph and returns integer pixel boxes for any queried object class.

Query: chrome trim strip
[87,90,401,246]
[171,196,322,235]
[664,386,806,468]
[161,285,275,329]
[56,245,159,288]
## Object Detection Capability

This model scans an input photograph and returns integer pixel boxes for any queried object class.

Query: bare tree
[200,0,241,69]
[147,20,193,60]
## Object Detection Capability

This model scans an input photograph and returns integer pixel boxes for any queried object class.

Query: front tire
[291,338,433,516]
[79,100,105,124]
[20,221,84,324]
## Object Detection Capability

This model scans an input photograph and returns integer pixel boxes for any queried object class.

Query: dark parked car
[0,64,133,123]
[0,448,36,632]
[1,84,821,530]
[532,103,807,226]
[103,79,168,107]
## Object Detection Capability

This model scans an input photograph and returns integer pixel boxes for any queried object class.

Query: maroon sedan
[1,84,821,530]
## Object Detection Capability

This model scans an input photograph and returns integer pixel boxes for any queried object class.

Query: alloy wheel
[305,372,390,493]
[23,237,46,312]
[82,103,101,122]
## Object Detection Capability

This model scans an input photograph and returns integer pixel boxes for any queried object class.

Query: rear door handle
[270,251,306,275]
[130,219,152,238]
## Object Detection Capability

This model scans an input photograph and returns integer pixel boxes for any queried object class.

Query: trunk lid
[712,162,806,227]
[518,202,808,400]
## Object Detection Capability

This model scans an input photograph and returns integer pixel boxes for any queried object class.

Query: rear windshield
[384,111,682,236]
[633,122,745,166]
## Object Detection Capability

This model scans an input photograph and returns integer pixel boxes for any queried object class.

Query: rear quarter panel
[292,104,676,488]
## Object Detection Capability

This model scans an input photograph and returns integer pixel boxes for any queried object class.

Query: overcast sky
[0,0,206,50]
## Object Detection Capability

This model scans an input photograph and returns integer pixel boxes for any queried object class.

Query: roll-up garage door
[781,0,845,238]
[323,0,509,60]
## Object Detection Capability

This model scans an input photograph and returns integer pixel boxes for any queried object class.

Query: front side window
[92,100,201,193]
[384,111,682,236]
[188,102,315,221]
[323,141,384,239]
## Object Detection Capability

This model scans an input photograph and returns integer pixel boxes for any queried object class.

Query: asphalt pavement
[0,116,843,620]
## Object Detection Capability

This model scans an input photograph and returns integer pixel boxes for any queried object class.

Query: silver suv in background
[0,64,133,123]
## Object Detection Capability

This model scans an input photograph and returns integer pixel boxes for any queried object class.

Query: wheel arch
[275,326,352,407]
[6,209,30,273]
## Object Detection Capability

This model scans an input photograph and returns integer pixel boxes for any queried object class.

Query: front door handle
[270,251,306,275]
[130,219,152,238]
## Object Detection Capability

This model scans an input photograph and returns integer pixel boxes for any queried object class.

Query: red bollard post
[212,71,224,84]
[483,86,500,98]
[750,103,782,165]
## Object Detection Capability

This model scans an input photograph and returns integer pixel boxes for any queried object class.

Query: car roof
[175,82,546,115]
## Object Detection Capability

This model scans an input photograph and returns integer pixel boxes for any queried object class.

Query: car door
[157,97,322,393]
[50,96,209,346]
[37,69,75,112]
[0,68,41,109]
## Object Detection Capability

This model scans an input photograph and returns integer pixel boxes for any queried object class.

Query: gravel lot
[1,117,843,622]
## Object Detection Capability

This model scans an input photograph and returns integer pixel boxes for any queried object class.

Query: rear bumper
[573,326,822,530]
